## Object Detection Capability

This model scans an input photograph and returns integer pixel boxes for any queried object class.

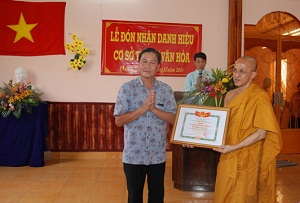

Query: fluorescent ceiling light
[282,28,300,36]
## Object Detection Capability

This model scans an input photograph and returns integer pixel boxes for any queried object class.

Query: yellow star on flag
[7,12,38,43]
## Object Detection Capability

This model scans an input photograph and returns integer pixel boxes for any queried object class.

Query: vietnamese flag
[0,1,66,56]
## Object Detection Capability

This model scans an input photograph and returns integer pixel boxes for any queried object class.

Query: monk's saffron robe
[214,83,282,203]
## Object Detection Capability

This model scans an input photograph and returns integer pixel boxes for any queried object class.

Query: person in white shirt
[184,52,212,92]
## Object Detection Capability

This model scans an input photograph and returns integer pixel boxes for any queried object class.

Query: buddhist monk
[213,56,282,203]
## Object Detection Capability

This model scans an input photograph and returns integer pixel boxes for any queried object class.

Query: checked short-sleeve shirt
[114,77,177,165]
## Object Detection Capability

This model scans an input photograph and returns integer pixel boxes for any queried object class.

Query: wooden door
[244,12,300,154]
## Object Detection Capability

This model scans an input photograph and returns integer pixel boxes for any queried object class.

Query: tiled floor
[0,152,299,203]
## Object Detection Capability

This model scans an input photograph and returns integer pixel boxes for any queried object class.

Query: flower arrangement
[179,67,235,107]
[65,34,90,70]
[0,80,43,119]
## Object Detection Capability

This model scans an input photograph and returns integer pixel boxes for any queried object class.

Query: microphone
[199,70,203,78]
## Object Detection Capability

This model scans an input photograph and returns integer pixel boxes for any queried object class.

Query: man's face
[138,52,159,79]
[194,58,206,71]
[232,59,256,87]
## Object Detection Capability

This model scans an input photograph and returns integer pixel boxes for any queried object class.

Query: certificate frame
[170,104,230,148]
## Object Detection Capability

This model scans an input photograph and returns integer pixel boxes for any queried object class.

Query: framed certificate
[170,104,230,148]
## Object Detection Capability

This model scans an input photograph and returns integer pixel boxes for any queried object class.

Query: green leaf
[13,110,21,119]
[202,97,217,107]
[75,54,80,59]
[24,106,32,114]
[1,110,11,118]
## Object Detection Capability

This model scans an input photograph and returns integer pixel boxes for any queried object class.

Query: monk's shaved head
[235,56,257,71]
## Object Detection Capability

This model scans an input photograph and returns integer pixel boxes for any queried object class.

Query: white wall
[0,0,299,102]
[243,0,300,24]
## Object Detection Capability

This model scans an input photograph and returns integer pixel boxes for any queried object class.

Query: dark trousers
[123,162,165,203]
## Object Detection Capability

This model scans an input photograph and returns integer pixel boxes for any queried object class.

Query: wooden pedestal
[172,144,220,192]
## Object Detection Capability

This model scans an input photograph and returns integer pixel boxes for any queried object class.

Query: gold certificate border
[170,104,230,149]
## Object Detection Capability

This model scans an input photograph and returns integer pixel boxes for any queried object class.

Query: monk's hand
[182,144,194,148]
[213,145,235,154]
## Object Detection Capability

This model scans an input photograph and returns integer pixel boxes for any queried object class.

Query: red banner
[101,20,202,77]
[0,1,66,56]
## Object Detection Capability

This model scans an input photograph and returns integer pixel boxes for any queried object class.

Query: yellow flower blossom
[65,33,90,71]
[74,39,84,46]
[80,47,90,55]
[78,55,85,61]
[222,78,229,83]
[71,34,77,40]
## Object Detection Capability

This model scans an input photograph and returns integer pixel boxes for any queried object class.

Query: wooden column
[228,0,242,66]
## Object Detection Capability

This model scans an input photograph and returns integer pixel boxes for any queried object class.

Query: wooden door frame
[228,0,242,66]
